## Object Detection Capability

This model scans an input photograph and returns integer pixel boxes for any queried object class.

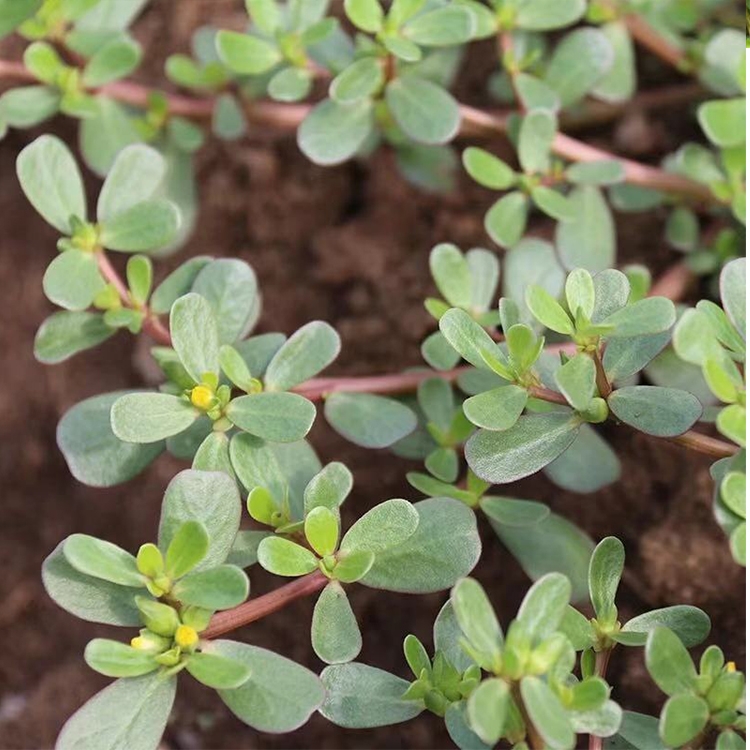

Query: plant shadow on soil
[0,2,744,747]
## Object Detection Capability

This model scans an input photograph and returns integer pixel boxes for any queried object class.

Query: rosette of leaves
[17,137,180,316]
[673,257,746,448]
[710,450,746,567]
[296,0,480,168]
[43,468,325,748]
[560,537,711,663]
[463,137,623,270]
[645,627,746,749]
[321,572,622,749]
[439,267,703,488]
[215,0,342,108]
[254,467,481,663]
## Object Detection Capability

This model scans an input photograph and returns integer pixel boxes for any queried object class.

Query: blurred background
[0,1,745,747]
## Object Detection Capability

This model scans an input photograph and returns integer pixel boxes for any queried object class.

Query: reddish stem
[589,649,614,750]
[622,12,691,72]
[202,570,328,640]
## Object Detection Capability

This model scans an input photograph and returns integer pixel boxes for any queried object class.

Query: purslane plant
[1,0,745,748]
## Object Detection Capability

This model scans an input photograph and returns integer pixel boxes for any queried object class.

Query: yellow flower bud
[131,636,147,650]
[175,624,199,649]
[727,661,736,673]
[190,385,214,410]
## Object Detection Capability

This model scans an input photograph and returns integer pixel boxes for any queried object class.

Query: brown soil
[0,2,744,748]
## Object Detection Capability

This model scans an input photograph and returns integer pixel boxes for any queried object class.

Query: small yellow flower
[131,636,147,650]
[190,385,214,410]
[175,624,199,649]
[727,661,736,673]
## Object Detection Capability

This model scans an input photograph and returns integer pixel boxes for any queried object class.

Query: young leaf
[429,243,472,309]
[720,258,745,337]
[165,520,209,579]
[330,57,384,103]
[517,572,571,642]
[211,640,326,732]
[466,414,580,484]
[467,678,510,744]
[385,75,460,145]
[645,626,698,696]
[462,147,517,190]
[439,308,503,371]
[518,109,556,174]
[17,135,86,233]
[84,639,158,678]
[607,386,702,437]
[521,676,576,750]
[56,673,177,750]
[659,694,709,747]
[588,536,624,624]
[526,286,574,334]
[451,577,503,661]
[185,651,252,689]
[226,392,316,442]
[565,268,595,319]
[215,30,282,74]
[82,36,141,87]
[324,392,417,448]
[463,385,528,431]
[340,498,419,555]
[320,662,422,727]
[312,582,363,664]
[305,506,340,557]
[111,392,198,442]
[555,354,596,412]
[697,98,745,148]
[264,321,341,391]
[257,536,319,576]
[344,0,384,32]
[63,534,143,587]
[304,462,354,514]
[484,191,529,249]
[171,564,249,609]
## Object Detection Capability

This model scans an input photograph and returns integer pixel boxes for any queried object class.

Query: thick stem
[668,430,738,459]
[202,570,328,640]
[589,649,614,750]
[622,12,691,73]
[511,682,546,750]
[593,350,613,399]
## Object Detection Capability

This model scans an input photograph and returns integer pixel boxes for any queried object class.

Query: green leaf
[544,425,621,494]
[268,66,312,102]
[126,255,152,306]
[341,498,419,554]
[603,332,671,382]
[172,564,249,609]
[165,520,209,579]
[521,675,576,750]
[312,582,362,664]
[212,640,325,731]
[298,99,374,166]
[466,413,580,484]
[56,673,176,750]
[720,258,745,338]
[462,147,517,190]
[43,249,105,311]
[621,606,710,648]
[42,541,140,625]
[82,36,141,86]
[545,28,614,108]
[320,662,422,727]
[440,308,503,373]
[191,258,259,344]
[257,536,319,576]
[591,21,635,103]
[324,392,417,448]
[226,529,270,568]
[532,186,575,222]
[556,186,615,273]
[698,98,745,148]
[514,72,560,111]
[484,191,529,249]
[463,385,528,431]
[34,311,115,363]
[386,75,460,145]
[490,512,593,603]
[721,472,746,519]
[566,160,625,186]
[304,461,353,514]
[344,0,383,32]
[514,0,585,31]
[0,85,59,127]
[518,572,571,642]
[330,56,384,103]
[451,577,503,662]
[602,297,675,338]
[265,321,340,391]
[99,199,180,253]
[170,292,220,381]
[717,730,745,750]
[212,93,247,140]
[0,0,41,39]
[607,386,702,437]
[158,469,242,570]
[79,98,141,176]
[518,109,556,174]
[57,391,164,487]
[360,497,481,593]
[434,600,476,673]
[480,496,549,527]
[185,652,252,689]
[659,694,709,748]
[305,506,340,557]
[555,354,596,412]
[216,30,282,74]
[446,701,494,750]
[150,256,212,314]
[63,533,143,587]
[565,268,595,318]
[526,285,573,334]
[645,626,697,696]
[17,135,86,233]
[402,5,475,46]
[333,549,375,583]
[227,392,316,442]
[111,392,198,442]
[608,711,666,750]
[467,678,509,744]
[717,404,746,448]
[430,243,472,308]
[589,537,624,623]
[84,639,158,678]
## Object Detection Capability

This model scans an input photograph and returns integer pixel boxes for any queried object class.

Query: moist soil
[0,2,744,748]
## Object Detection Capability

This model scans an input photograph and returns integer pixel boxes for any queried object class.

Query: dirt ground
[0,2,745,748]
